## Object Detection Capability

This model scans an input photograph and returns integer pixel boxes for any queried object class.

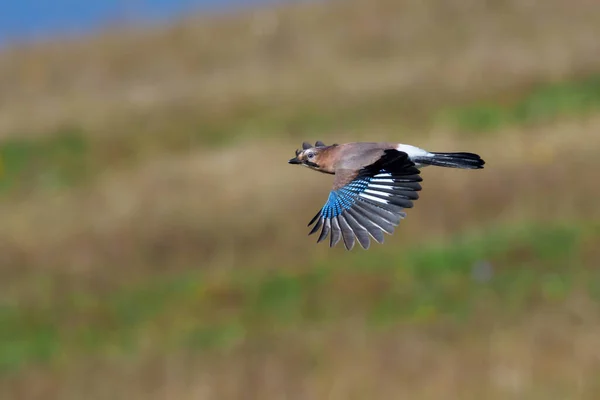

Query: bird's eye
[307,153,314,159]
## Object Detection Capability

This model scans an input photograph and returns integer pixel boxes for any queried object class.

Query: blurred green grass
[2,220,597,374]
[0,129,88,192]
[439,74,600,132]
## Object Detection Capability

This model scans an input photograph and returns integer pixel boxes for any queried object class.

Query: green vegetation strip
[1,221,598,374]
[2,75,600,193]
[439,74,600,132]
[0,129,89,192]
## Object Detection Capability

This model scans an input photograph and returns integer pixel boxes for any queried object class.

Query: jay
[288,141,485,250]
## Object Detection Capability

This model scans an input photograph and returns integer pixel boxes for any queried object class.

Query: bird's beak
[288,156,302,164]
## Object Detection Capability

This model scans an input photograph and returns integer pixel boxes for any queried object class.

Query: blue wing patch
[320,177,370,219]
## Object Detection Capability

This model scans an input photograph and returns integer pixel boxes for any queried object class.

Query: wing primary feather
[308,211,321,227]
[342,211,371,249]
[330,217,342,248]
[387,198,414,209]
[372,173,422,183]
[388,181,422,190]
[317,218,331,243]
[359,191,414,208]
[355,200,402,225]
[309,216,324,236]
[368,183,421,192]
[352,203,395,234]
[365,186,420,200]
[353,200,397,225]
[395,174,423,183]
[346,208,385,244]
[395,189,420,200]
[361,199,406,215]
[337,215,355,250]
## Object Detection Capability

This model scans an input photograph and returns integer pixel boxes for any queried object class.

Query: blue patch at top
[321,176,372,218]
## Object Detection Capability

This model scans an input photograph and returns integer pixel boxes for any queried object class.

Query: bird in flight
[289,141,485,250]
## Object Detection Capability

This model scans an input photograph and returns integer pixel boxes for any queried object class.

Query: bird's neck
[314,146,338,174]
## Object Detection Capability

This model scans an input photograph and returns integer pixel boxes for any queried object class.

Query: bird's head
[288,141,336,174]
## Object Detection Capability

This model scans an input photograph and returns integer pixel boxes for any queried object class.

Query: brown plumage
[289,140,485,250]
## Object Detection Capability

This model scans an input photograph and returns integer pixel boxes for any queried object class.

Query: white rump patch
[396,144,432,159]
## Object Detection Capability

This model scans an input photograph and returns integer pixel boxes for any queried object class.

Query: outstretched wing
[307,149,422,250]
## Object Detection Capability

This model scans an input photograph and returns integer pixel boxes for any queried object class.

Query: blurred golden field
[2,0,600,398]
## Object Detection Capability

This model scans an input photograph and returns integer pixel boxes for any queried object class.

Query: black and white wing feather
[307,150,422,250]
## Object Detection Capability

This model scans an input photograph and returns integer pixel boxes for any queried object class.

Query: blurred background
[1,0,600,398]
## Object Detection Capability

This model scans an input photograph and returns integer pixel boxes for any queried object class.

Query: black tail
[415,152,485,169]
